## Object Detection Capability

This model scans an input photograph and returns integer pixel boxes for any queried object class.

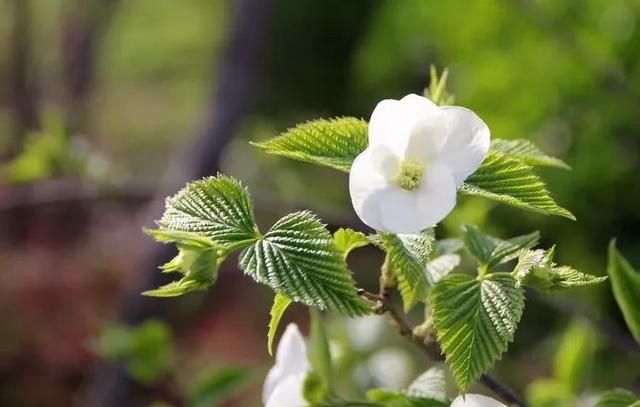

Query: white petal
[275,324,309,371]
[368,94,441,157]
[451,394,508,407]
[435,106,490,185]
[370,144,400,180]
[265,373,308,407]
[414,163,457,229]
[378,188,421,234]
[262,324,309,403]
[349,148,394,231]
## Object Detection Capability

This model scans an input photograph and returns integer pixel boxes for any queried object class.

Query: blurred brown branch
[8,0,39,156]
[60,0,119,134]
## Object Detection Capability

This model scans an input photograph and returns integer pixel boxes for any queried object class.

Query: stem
[361,287,530,407]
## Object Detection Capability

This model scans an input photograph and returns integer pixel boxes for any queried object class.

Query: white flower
[263,324,310,407]
[349,94,490,233]
[451,394,508,407]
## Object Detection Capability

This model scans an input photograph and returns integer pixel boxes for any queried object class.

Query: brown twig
[359,287,529,407]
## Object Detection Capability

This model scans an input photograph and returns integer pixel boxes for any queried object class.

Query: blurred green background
[1,0,639,406]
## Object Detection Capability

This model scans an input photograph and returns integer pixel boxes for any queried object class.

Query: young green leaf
[490,139,570,170]
[513,247,606,291]
[460,150,575,220]
[188,367,251,407]
[334,228,370,259]
[239,211,369,316]
[142,279,212,298]
[267,293,293,356]
[462,225,539,269]
[430,273,525,391]
[251,117,368,172]
[142,231,221,297]
[157,175,260,250]
[595,389,639,407]
[424,65,455,106]
[381,230,435,312]
[512,249,547,286]
[608,242,640,344]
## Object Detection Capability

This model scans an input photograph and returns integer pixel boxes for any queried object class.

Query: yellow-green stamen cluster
[396,159,425,191]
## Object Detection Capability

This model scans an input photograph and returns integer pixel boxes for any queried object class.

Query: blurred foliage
[0,113,98,184]
[94,320,173,384]
[187,367,251,407]
[527,320,600,407]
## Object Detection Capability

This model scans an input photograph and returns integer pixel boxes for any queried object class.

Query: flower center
[395,159,425,191]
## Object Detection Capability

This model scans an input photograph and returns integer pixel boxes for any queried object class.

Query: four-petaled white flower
[263,324,310,407]
[349,94,490,233]
[451,394,508,407]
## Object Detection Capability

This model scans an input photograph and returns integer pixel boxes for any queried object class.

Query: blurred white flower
[263,324,310,407]
[346,315,386,351]
[349,94,490,233]
[366,348,414,390]
[451,394,508,407]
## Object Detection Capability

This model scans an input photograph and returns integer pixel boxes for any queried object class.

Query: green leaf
[425,254,461,285]
[381,230,435,312]
[490,139,570,170]
[367,389,448,407]
[188,367,251,407]
[251,117,368,172]
[267,293,292,356]
[430,273,525,391]
[514,247,606,291]
[239,211,368,316]
[157,175,260,250]
[404,365,448,402]
[462,225,539,269]
[608,242,640,344]
[334,228,370,259]
[596,389,640,407]
[460,150,575,220]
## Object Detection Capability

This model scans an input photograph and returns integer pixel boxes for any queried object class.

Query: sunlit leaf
[491,139,570,170]
[252,117,368,172]
[239,211,368,316]
[334,228,370,259]
[267,293,292,356]
[157,175,260,250]
[461,150,575,220]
